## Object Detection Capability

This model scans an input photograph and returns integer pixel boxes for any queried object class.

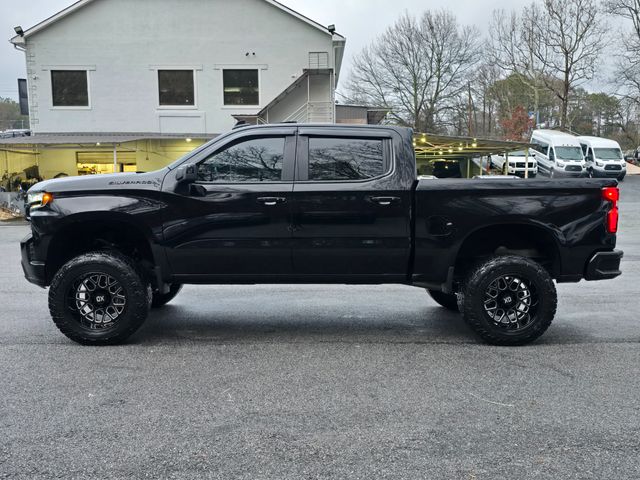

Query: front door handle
[257,197,287,206]
[370,196,401,206]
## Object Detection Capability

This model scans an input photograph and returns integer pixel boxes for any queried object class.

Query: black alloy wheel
[69,272,127,330]
[49,251,151,345]
[482,275,537,332]
[459,255,557,346]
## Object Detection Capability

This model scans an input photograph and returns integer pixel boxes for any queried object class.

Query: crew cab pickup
[21,124,623,346]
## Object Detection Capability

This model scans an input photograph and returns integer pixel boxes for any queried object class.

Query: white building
[3,0,354,178]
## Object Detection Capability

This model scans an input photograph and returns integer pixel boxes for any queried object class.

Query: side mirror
[175,164,197,183]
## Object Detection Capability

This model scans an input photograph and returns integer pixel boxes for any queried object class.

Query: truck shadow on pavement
[133,304,478,345]
[129,301,603,346]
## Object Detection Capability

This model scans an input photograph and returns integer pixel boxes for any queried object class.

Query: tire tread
[48,251,150,345]
[459,255,557,346]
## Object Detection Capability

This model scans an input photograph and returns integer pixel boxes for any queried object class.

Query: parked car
[431,160,462,178]
[490,150,538,178]
[0,129,31,138]
[530,130,586,178]
[578,136,626,181]
[21,124,622,346]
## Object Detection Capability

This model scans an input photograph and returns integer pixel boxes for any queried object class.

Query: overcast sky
[0,0,621,100]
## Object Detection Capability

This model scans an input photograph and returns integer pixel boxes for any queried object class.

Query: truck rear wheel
[427,289,460,312]
[151,283,183,308]
[459,255,557,346]
[48,251,151,345]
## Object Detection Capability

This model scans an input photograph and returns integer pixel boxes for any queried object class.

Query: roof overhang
[9,0,345,44]
[268,0,345,38]
[10,0,94,44]
[332,34,346,83]
[0,132,216,147]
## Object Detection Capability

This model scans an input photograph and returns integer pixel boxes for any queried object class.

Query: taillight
[602,187,620,234]
[602,187,619,202]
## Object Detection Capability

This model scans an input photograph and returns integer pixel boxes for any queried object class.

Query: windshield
[508,150,526,157]
[594,148,623,160]
[555,147,583,161]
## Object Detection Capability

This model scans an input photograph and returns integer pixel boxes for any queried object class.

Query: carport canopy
[413,132,533,159]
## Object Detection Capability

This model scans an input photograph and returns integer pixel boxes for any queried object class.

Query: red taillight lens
[608,206,619,234]
[602,187,619,202]
[602,187,620,234]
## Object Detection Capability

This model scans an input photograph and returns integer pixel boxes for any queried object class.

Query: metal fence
[0,192,26,217]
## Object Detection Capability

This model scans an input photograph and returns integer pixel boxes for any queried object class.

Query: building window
[51,70,88,107]
[158,70,195,106]
[308,138,385,181]
[197,137,284,183]
[223,70,259,106]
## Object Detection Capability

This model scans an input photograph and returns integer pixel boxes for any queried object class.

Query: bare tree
[490,0,606,128]
[344,10,480,132]
[528,0,606,127]
[488,10,546,121]
[606,1,640,108]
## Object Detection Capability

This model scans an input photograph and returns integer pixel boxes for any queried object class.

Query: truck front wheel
[48,251,151,345]
[458,256,557,346]
[427,289,460,312]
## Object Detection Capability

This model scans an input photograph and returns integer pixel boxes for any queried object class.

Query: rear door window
[307,137,385,181]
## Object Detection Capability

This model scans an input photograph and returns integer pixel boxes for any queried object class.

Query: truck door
[290,127,412,281]
[162,128,296,278]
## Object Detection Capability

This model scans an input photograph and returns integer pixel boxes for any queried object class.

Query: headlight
[27,191,54,210]
[596,161,604,167]
[556,160,566,167]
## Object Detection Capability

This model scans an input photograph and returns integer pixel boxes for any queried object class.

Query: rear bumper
[21,233,47,287]
[585,250,623,281]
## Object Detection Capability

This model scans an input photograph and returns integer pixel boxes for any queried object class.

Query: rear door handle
[370,196,401,206]
[257,196,287,206]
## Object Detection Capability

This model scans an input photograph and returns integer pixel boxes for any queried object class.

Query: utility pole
[467,82,474,137]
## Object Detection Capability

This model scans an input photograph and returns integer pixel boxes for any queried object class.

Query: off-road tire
[48,251,151,345]
[151,283,183,308]
[427,289,460,312]
[458,255,557,346]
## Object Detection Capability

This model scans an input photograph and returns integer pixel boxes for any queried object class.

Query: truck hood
[29,170,168,194]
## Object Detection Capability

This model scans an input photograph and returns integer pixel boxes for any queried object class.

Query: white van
[578,136,626,181]
[490,150,538,178]
[530,130,586,178]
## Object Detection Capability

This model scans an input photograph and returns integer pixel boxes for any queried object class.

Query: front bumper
[511,170,537,178]
[591,167,626,179]
[585,250,623,281]
[553,167,587,178]
[21,233,47,287]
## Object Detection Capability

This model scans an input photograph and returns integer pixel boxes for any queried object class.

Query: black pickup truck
[21,124,623,346]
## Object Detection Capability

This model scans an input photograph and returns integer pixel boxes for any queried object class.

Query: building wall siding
[25,0,335,134]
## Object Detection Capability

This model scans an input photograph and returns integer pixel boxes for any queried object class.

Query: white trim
[10,0,342,44]
[155,68,199,110]
[49,69,92,110]
[264,0,342,37]
[212,64,268,71]
[149,65,203,71]
[42,65,96,71]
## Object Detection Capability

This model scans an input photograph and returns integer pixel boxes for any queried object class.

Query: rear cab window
[298,135,392,182]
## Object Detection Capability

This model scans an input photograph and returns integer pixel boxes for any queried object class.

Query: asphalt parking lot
[1,178,639,479]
